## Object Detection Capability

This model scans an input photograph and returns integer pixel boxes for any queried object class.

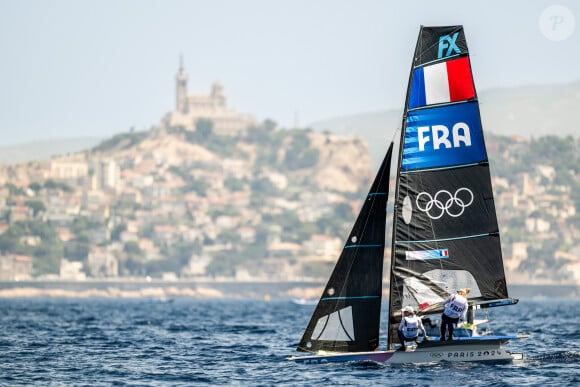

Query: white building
[60,258,86,280]
[50,157,88,179]
[87,247,119,277]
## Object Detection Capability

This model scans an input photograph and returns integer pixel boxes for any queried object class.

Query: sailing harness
[401,315,420,338]
[443,295,468,319]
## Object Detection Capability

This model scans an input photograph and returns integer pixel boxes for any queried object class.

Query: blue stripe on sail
[344,244,383,249]
[397,233,490,244]
[321,296,380,301]
[368,192,387,196]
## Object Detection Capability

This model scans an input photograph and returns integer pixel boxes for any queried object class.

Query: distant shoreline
[0,280,324,300]
[0,280,577,300]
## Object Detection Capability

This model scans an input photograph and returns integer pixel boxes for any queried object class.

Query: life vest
[444,294,467,319]
[401,315,420,338]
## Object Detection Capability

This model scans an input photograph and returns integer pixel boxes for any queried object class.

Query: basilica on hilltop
[162,58,255,136]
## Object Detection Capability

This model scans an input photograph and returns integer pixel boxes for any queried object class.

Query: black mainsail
[387,25,512,349]
[297,142,393,353]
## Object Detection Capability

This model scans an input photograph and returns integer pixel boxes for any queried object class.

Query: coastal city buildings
[0,70,579,286]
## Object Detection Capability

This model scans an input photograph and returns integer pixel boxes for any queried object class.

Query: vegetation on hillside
[0,120,356,278]
[1,124,578,282]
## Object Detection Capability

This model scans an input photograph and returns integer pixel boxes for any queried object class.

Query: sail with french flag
[408,56,475,109]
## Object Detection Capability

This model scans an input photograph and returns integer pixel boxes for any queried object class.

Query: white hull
[289,336,525,364]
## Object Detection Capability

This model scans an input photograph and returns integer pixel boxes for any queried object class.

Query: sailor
[397,306,427,350]
[440,288,470,341]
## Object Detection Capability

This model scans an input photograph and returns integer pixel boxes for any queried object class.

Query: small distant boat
[147,296,174,304]
[288,25,529,365]
[292,298,318,306]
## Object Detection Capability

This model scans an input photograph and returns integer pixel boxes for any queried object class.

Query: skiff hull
[288,336,524,364]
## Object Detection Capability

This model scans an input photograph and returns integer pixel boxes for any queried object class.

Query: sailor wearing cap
[397,306,427,351]
[440,288,470,341]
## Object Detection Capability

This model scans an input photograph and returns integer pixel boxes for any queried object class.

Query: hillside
[0,122,373,281]
[0,137,103,165]
[89,126,371,195]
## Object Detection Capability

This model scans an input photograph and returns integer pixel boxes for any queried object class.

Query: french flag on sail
[408,56,475,109]
[405,249,449,261]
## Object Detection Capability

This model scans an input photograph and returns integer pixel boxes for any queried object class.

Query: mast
[387,26,425,351]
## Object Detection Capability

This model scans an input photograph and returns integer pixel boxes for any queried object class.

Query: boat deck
[288,335,527,364]
[418,335,517,347]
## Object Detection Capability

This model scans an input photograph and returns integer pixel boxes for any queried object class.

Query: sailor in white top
[397,306,427,350]
[440,288,470,340]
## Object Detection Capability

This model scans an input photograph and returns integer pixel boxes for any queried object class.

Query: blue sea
[0,297,578,386]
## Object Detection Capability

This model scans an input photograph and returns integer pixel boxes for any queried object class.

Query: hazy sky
[0,0,578,145]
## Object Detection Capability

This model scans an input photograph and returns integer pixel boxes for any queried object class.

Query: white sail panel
[311,306,355,341]
[423,269,481,298]
[403,276,446,308]
[402,269,482,312]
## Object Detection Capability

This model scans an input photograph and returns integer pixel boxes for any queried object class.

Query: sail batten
[321,296,381,301]
[413,53,465,68]
[396,232,494,244]
[344,244,383,249]
[401,162,482,174]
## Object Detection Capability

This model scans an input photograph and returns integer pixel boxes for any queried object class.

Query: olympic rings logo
[415,188,474,219]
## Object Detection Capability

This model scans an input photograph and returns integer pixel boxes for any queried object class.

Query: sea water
[0,297,578,386]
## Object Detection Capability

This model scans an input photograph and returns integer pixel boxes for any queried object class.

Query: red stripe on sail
[446,56,475,102]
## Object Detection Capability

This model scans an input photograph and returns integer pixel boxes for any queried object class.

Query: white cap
[402,306,414,313]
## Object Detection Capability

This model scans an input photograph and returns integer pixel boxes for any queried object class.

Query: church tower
[211,81,226,108]
[176,55,189,113]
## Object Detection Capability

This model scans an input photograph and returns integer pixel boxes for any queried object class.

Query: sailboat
[288,25,528,364]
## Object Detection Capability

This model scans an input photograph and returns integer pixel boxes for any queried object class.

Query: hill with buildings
[0,68,579,288]
[1,123,579,286]
[0,120,373,283]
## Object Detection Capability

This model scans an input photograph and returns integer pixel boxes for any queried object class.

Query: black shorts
[442,313,459,324]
